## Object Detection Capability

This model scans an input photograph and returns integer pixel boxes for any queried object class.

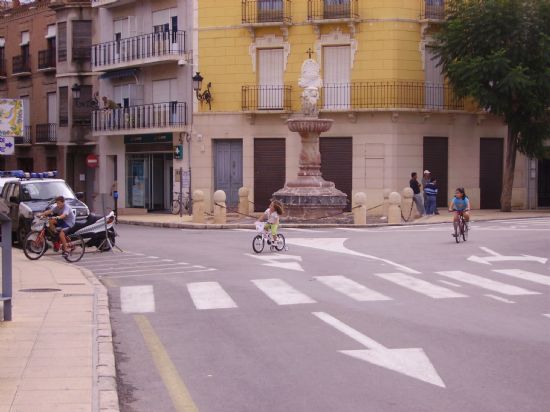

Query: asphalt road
[77,218,550,412]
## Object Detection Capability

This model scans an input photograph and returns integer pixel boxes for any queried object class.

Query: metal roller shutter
[423,137,448,207]
[320,137,352,211]
[480,138,504,209]
[254,138,286,212]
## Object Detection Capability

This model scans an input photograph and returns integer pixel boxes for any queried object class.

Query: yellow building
[189,0,532,213]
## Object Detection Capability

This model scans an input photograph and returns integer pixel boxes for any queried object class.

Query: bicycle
[171,191,191,215]
[252,222,286,253]
[451,210,469,243]
[23,217,86,263]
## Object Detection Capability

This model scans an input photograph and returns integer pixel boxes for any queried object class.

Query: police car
[0,171,90,243]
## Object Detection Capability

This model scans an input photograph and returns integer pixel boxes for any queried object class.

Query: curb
[77,265,120,412]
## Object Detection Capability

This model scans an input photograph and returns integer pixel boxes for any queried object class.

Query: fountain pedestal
[273,117,347,221]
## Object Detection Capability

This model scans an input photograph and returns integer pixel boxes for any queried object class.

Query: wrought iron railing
[92,102,187,132]
[308,0,359,21]
[92,31,187,69]
[35,123,57,143]
[91,0,119,6]
[12,55,31,74]
[73,47,91,61]
[242,85,292,111]
[420,0,446,20]
[38,49,56,70]
[15,126,32,145]
[242,0,292,24]
[320,81,464,111]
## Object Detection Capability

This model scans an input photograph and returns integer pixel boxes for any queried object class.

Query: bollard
[192,190,205,224]
[382,188,391,218]
[0,213,12,321]
[213,190,227,224]
[388,192,402,224]
[353,192,367,225]
[402,187,415,220]
[238,187,250,216]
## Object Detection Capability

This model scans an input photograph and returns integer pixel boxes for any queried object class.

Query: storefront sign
[124,133,173,145]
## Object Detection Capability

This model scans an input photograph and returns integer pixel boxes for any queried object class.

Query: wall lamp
[71,83,99,109]
[192,72,212,110]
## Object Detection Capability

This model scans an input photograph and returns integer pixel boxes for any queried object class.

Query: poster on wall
[0,99,23,138]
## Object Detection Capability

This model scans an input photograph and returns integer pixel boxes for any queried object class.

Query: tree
[434,0,550,211]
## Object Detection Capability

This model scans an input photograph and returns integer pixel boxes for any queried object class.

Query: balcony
[242,85,292,112]
[307,0,359,22]
[420,0,446,21]
[242,0,292,26]
[92,31,188,71]
[35,123,57,144]
[0,60,6,79]
[319,81,464,111]
[12,55,31,76]
[91,0,135,8]
[92,102,188,135]
[14,126,32,145]
[38,49,56,72]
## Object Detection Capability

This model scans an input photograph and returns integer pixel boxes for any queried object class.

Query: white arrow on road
[245,253,304,272]
[467,247,547,265]
[313,311,445,388]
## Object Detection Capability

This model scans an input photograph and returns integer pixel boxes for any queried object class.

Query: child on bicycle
[448,188,470,236]
[258,200,283,243]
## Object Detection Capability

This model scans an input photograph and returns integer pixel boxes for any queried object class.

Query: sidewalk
[117,209,550,229]
[0,250,118,412]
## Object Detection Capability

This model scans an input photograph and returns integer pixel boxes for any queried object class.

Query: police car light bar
[0,170,58,179]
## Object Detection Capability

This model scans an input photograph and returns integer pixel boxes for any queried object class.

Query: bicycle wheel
[23,231,47,260]
[274,234,286,251]
[64,235,86,263]
[171,200,180,215]
[462,220,469,241]
[252,235,264,253]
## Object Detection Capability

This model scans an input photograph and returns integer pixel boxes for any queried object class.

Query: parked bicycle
[23,216,86,262]
[451,210,469,243]
[252,222,286,253]
[171,191,191,215]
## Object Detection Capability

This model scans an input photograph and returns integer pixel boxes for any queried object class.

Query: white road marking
[93,263,194,275]
[251,279,316,305]
[120,285,155,313]
[231,229,256,232]
[246,253,304,272]
[543,314,550,319]
[315,276,392,301]
[484,294,516,304]
[312,312,445,388]
[81,258,161,268]
[285,228,328,233]
[81,257,159,267]
[161,259,174,262]
[492,269,550,286]
[286,238,420,274]
[468,247,547,265]
[335,227,369,232]
[438,280,462,288]
[187,282,237,310]
[375,273,467,299]
[107,268,217,279]
[436,271,540,296]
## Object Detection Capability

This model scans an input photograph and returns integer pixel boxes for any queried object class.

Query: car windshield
[20,181,75,202]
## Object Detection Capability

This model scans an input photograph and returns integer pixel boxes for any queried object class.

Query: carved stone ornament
[299,59,323,90]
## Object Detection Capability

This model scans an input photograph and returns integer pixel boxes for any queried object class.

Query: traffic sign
[86,154,99,168]
[0,136,14,155]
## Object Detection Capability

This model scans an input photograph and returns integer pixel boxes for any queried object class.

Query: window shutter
[73,85,92,125]
[58,22,67,62]
[72,20,92,61]
[46,24,56,39]
[59,86,68,126]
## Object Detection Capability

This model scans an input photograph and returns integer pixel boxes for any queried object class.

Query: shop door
[538,159,550,207]
[214,140,243,207]
[480,138,503,209]
[126,154,172,210]
[254,138,285,211]
[423,137,448,207]
[320,137,352,211]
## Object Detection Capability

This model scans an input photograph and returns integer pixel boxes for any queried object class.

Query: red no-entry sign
[86,154,99,168]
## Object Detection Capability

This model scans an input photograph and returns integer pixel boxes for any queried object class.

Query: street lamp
[71,83,99,109]
[192,72,212,110]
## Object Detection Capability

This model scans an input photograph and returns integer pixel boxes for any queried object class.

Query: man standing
[409,172,425,216]
[422,170,439,214]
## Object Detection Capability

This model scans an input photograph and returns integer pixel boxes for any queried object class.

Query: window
[0,37,5,76]
[323,45,351,109]
[73,84,92,125]
[424,45,444,108]
[47,92,57,124]
[72,20,92,62]
[20,31,30,69]
[58,22,67,62]
[257,48,284,109]
[59,86,68,126]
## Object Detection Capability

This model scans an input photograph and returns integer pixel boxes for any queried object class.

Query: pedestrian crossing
[118,269,550,313]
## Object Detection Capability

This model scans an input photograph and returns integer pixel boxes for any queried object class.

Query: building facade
[190,0,538,213]
[92,0,193,212]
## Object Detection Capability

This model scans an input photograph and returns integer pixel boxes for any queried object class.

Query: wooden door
[214,140,243,207]
[538,158,550,207]
[254,138,285,211]
[320,137,352,211]
[479,138,503,209]
[423,137,448,207]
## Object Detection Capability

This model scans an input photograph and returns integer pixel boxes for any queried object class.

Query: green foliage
[434,0,550,157]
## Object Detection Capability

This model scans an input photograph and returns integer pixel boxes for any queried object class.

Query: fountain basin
[287,118,333,133]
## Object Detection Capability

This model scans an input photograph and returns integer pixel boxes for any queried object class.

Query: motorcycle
[70,210,117,251]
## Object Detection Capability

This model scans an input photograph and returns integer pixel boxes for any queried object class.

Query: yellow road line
[134,315,199,412]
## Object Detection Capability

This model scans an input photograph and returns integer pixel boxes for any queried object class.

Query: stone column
[388,192,402,224]
[382,188,391,218]
[192,190,205,224]
[353,192,367,225]
[238,187,250,216]
[402,187,414,221]
[213,190,227,224]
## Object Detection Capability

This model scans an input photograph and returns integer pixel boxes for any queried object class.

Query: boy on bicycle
[448,188,470,236]
[39,196,75,256]
[258,200,283,243]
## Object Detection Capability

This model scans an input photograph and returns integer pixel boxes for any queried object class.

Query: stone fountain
[272,58,347,221]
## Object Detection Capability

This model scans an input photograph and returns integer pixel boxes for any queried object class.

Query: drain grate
[19,288,62,293]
